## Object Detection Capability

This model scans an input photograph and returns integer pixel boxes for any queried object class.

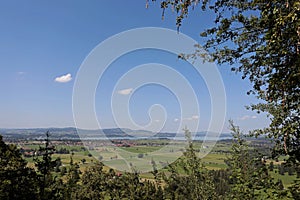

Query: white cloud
[191,115,199,120]
[117,88,133,95]
[17,71,26,75]
[174,118,179,122]
[238,115,257,121]
[183,115,199,121]
[55,73,72,83]
[16,71,26,80]
[154,119,160,123]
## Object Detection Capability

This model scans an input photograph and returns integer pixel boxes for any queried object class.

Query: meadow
[20,139,297,188]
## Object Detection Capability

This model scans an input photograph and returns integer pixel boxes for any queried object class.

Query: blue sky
[0,0,269,132]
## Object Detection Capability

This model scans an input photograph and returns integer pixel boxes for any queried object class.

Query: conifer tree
[0,135,39,200]
[226,121,289,199]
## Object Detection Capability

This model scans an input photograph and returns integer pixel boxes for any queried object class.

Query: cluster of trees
[1,1,299,199]
[149,0,300,163]
[56,147,70,154]
[276,162,299,176]
[149,1,300,198]
[0,127,299,199]
[151,0,300,153]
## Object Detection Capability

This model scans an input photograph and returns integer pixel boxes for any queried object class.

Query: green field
[21,139,298,188]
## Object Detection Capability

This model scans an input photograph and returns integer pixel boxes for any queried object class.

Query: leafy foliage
[76,163,163,199]
[0,135,38,200]
[150,0,300,164]
[226,120,288,199]
[0,129,297,199]
[163,129,217,199]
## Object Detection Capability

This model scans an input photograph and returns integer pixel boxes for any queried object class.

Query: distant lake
[0,128,232,141]
[79,135,232,141]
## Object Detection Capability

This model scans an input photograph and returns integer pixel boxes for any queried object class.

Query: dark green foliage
[63,156,81,200]
[159,129,218,199]
[226,121,288,199]
[55,157,62,172]
[0,135,39,200]
[67,156,80,186]
[209,169,230,198]
[149,1,300,196]
[60,166,67,176]
[151,0,300,165]
[277,162,297,176]
[34,132,56,175]
[289,179,300,199]
[0,129,296,199]
[137,153,144,158]
[56,147,70,154]
[34,131,61,199]
[0,131,67,200]
[269,161,274,171]
[279,164,285,175]
[75,162,163,199]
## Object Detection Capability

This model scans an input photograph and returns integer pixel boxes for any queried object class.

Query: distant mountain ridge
[0,127,232,140]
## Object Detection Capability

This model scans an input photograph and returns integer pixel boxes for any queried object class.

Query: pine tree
[0,135,39,200]
[34,131,66,200]
[226,121,289,199]
[163,129,217,199]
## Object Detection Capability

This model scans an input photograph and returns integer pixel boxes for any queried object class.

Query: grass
[270,171,298,187]
[119,146,162,153]
[21,139,298,188]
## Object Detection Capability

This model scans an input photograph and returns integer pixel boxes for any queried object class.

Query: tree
[75,162,108,199]
[269,161,274,172]
[137,153,144,158]
[0,135,39,200]
[67,155,80,186]
[289,180,300,199]
[34,131,56,199]
[162,129,217,199]
[55,157,62,172]
[150,0,300,163]
[60,166,67,176]
[279,164,285,175]
[76,162,164,199]
[209,169,230,198]
[64,155,80,199]
[226,121,288,199]
[34,131,66,200]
